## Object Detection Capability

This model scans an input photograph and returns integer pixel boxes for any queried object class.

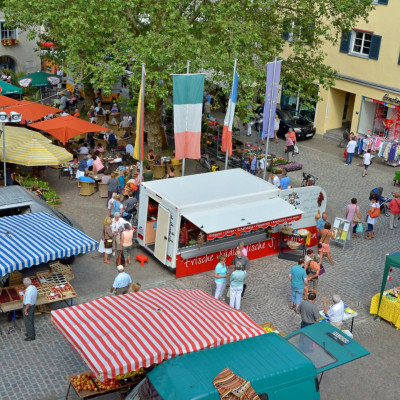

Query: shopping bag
[241,283,247,298]
[319,265,326,275]
[356,223,364,233]
[115,250,123,266]
[294,144,299,154]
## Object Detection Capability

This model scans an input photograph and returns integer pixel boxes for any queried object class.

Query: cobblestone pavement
[1,134,400,400]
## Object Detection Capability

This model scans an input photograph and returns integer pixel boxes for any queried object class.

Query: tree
[3,0,373,153]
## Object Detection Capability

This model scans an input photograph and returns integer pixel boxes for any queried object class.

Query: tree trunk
[83,80,95,109]
[145,101,168,155]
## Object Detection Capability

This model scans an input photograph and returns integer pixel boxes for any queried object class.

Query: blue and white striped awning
[0,212,98,276]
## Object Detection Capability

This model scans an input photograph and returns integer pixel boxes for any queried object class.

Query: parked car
[276,109,316,140]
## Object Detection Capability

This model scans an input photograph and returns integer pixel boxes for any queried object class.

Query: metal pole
[225,59,237,170]
[262,56,278,180]
[2,122,6,186]
[139,63,145,188]
[182,60,190,177]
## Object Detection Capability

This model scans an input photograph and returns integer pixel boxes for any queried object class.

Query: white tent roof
[142,169,279,209]
[182,197,303,239]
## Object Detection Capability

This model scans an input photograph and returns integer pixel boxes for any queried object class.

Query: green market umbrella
[17,71,61,88]
[0,80,23,95]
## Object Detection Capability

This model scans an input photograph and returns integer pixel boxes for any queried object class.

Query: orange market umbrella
[0,95,21,108]
[1,100,60,122]
[29,115,110,144]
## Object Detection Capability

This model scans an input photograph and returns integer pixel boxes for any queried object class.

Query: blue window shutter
[369,35,382,60]
[378,0,389,5]
[398,50,400,65]
[339,32,351,53]
[282,21,291,40]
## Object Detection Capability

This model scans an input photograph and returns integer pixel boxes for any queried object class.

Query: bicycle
[338,129,350,148]
[196,152,220,173]
[301,172,317,187]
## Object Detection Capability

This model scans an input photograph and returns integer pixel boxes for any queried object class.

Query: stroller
[369,187,391,217]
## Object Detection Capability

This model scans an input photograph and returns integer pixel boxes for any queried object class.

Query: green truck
[128,322,369,400]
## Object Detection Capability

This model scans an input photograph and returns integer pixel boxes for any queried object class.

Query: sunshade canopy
[1,100,60,122]
[0,212,98,276]
[51,288,265,381]
[376,252,400,315]
[0,126,51,145]
[0,95,21,108]
[0,137,72,166]
[0,81,23,95]
[18,71,61,88]
[183,197,303,240]
[29,115,110,144]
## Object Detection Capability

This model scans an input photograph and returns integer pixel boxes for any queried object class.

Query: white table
[319,306,358,333]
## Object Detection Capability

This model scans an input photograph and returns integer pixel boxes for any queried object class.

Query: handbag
[241,283,247,298]
[319,265,326,275]
[104,239,113,249]
[294,144,299,154]
[368,207,380,218]
[353,207,362,223]
[115,250,122,266]
[356,223,364,233]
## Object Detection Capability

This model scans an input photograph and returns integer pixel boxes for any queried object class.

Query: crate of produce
[7,287,21,303]
[36,271,52,286]
[49,262,74,281]
[259,322,285,337]
[0,289,11,304]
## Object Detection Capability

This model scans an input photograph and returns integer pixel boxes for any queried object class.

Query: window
[339,30,382,60]
[0,22,18,40]
[351,31,372,56]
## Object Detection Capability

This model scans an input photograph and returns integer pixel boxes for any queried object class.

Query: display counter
[179,231,271,260]
[370,289,400,329]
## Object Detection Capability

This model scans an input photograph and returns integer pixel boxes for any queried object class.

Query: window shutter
[369,35,382,60]
[339,32,351,53]
[378,0,389,5]
[397,50,400,65]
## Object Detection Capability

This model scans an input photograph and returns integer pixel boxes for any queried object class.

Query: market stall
[0,212,98,276]
[137,169,326,277]
[369,252,400,328]
[51,288,265,387]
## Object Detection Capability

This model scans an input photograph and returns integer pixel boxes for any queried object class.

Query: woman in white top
[366,195,380,240]
[273,114,280,143]
[362,149,372,177]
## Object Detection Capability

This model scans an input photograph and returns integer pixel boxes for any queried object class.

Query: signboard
[332,217,351,246]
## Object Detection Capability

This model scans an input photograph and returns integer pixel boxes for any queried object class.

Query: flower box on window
[1,39,20,46]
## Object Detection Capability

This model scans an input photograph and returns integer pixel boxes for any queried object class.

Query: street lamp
[0,111,22,186]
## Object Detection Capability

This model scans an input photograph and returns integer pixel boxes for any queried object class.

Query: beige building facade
[0,12,41,74]
[315,0,400,137]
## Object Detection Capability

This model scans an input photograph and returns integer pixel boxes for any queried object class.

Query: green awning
[0,81,23,95]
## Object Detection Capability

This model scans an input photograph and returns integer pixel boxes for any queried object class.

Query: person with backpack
[366,194,380,240]
[388,192,400,230]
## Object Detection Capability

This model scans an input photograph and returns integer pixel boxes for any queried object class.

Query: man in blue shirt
[280,170,291,190]
[110,265,133,295]
[23,277,38,341]
[316,212,328,236]
[289,258,307,314]
[249,154,258,175]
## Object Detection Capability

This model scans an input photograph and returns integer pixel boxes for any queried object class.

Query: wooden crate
[259,322,285,337]
[49,262,74,281]
[36,271,52,286]
[80,181,95,196]
[9,270,22,285]
[35,304,51,315]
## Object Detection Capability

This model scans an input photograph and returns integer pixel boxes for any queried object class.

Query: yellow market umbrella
[0,138,72,166]
[1,126,51,146]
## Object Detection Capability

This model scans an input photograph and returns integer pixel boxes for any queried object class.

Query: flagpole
[181,60,190,177]
[263,56,278,180]
[139,63,145,188]
[225,59,237,170]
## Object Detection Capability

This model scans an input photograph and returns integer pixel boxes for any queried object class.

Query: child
[285,133,294,162]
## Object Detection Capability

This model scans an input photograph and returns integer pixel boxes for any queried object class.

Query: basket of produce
[297,229,310,237]
[280,226,294,235]
[286,240,301,249]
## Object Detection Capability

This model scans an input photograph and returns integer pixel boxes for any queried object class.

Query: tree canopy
[3,0,373,122]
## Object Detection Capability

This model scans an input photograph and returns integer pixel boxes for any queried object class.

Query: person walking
[388,192,400,230]
[229,263,247,310]
[279,170,290,190]
[362,149,372,177]
[273,114,280,143]
[23,278,38,341]
[319,222,335,265]
[110,265,132,295]
[366,195,380,240]
[285,133,294,162]
[120,223,134,267]
[323,295,344,329]
[306,254,321,297]
[345,135,357,165]
[214,255,227,300]
[316,212,328,237]
[289,258,307,314]
[107,173,120,205]
[99,216,113,264]
[346,198,362,238]
[299,293,320,329]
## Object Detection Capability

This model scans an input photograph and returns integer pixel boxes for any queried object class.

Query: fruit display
[92,377,120,391]
[0,289,10,304]
[7,288,20,301]
[70,374,97,393]
[116,368,144,380]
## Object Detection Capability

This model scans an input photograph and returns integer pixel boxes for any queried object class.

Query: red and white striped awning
[51,288,265,380]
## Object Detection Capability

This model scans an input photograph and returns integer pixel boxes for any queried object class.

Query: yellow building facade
[315,0,400,137]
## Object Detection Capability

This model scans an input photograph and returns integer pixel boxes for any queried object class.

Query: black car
[276,109,315,140]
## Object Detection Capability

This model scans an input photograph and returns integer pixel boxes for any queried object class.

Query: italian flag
[173,74,205,160]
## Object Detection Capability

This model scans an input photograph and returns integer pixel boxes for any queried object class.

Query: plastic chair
[151,164,166,179]
[394,171,400,186]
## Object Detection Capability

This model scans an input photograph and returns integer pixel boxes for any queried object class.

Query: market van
[127,322,369,400]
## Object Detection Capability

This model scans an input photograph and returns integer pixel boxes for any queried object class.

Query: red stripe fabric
[51,288,265,380]
[221,125,233,156]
